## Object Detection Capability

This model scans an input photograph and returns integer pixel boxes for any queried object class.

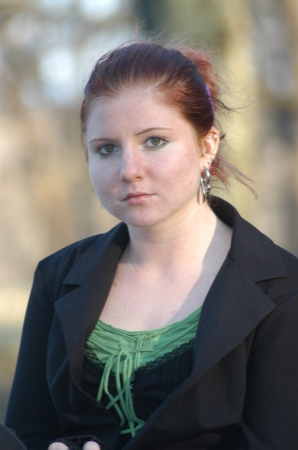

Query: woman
[5,42,298,450]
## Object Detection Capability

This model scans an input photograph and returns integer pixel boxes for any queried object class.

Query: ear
[200,127,219,169]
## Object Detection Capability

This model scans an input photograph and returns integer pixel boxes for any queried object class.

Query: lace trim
[135,339,194,376]
[84,339,194,377]
[84,344,105,370]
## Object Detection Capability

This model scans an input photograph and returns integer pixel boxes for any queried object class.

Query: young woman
[5,42,298,450]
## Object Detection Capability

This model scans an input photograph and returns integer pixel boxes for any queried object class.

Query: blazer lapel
[191,258,276,376]
[191,199,287,378]
[54,223,129,383]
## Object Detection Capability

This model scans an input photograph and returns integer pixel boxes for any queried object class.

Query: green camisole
[86,306,202,437]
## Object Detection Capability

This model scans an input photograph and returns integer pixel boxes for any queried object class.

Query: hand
[48,441,100,450]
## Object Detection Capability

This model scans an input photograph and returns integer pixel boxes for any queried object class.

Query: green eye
[147,137,166,147]
[150,138,161,146]
[99,144,117,155]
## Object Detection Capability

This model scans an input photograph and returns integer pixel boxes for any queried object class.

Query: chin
[124,218,158,229]
[115,210,163,229]
[107,202,176,229]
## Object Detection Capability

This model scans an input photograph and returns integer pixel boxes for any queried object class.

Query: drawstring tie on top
[97,335,155,437]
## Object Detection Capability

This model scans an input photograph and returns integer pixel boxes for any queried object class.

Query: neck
[124,203,222,273]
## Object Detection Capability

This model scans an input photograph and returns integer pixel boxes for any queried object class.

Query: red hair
[81,41,254,194]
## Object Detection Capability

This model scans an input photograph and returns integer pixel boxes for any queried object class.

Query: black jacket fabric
[5,198,298,450]
[0,424,26,450]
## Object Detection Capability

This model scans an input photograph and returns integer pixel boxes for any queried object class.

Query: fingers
[48,443,69,450]
[83,442,101,450]
[48,440,100,450]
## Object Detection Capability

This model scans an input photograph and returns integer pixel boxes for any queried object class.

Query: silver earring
[200,165,211,203]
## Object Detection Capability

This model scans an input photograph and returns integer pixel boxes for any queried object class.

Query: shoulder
[237,215,298,307]
[212,197,298,304]
[39,233,100,268]
[276,244,298,277]
[36,222,127,291]
[257,244,298,307]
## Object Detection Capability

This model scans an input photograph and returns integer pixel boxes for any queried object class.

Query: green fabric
[87,306,202,437]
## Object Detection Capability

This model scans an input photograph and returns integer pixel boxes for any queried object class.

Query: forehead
[85,88,192,136]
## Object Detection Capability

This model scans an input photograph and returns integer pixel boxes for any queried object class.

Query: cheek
[166,149,201,188]
[89,161,108,196]
[88,161,98,187]
[89,160,121,206]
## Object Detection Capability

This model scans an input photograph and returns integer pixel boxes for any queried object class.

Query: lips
[123,192,153,205]
[124,192,149,200]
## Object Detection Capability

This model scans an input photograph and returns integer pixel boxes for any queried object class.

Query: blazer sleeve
[5,263,64,450]
[241,291,298,449]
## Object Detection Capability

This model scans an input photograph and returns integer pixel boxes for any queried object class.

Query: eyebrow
[88,127,173,144]
[135,127,173,136]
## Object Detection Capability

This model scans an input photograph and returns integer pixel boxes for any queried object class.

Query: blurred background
[0,0,297,423]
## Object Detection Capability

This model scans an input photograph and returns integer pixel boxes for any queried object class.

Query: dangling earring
[200,162,213,203]
[209,161,216,176]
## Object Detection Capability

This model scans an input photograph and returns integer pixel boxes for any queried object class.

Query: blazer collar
[62,222,129,284]
[211,197,286,282]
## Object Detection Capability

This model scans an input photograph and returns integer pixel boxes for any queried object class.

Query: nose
[119,147,144,182]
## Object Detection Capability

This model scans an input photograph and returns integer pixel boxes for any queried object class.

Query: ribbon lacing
[96,334,156,437]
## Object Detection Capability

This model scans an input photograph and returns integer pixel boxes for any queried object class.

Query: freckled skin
[86,88,211,232]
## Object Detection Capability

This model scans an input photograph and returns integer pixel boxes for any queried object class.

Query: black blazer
[5,198,298,450]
